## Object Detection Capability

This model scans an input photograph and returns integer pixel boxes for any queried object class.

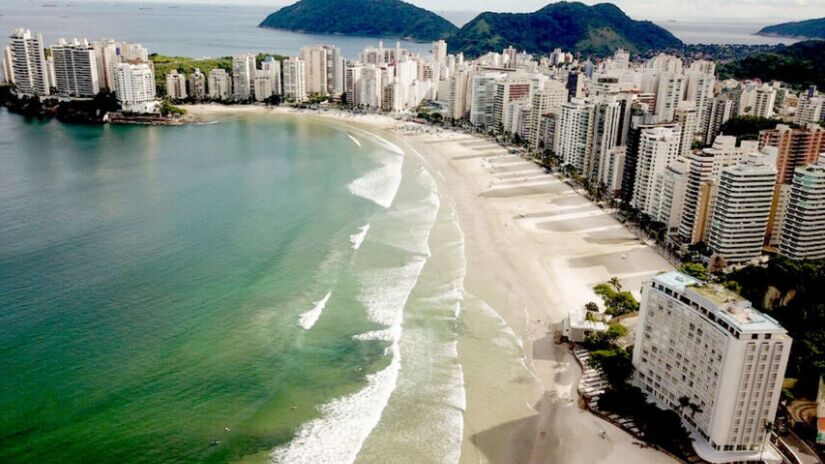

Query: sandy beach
[183,104,677,464]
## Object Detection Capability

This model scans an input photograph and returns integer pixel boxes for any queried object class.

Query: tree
[679,262,709,281]
[609,277,622,292]
[588,347,633,385]
[584,324,627,350]
[585,302,599,313]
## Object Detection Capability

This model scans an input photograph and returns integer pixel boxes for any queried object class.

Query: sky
[73,0,825,21]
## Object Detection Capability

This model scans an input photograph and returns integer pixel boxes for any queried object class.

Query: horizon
[60,0,825,22]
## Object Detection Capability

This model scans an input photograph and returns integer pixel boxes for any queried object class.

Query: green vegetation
[585,323,627,349]
[447,2,682,58]
[160,100,186,117]
[717,40,825,90]
[758,17,825,40]
[593,281,640,317]
[150,54,232,91]
[718,116,786,142]
[678,262,709,281]
[259,0,457,42]
[725,256,825,394]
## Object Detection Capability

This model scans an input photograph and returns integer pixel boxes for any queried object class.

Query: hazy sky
[85,0,825,21]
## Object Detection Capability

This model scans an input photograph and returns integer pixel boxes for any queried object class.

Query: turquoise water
[0,109,467,463]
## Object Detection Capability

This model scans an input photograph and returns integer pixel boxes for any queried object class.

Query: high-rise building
[674,101,699,158]
[527,79,567,149]
[492,78,530,131]
[566,71,585,100]
[708,153,777,264]
[282,57,307,103]
[469,72,505,128]
[8,28,50,96]
[207,68,231,100]
[258,56,281,97]
[753,84,777,119]
[759,124,825,245]
[704,93,735,145]
[556,98,595,173]
[301,45,329,96]
[634,271,790,464]
[686,61,715,139]
[678,136,758,245]
[651,157,689,231]
[119,43,148,63]
[51,38,100,98]
[114,62,156,112]
[795,95,823,126]
[91,39,119,92]
[619,105,657,205]
[165,70,187,99]
[779,156,825,260]
[590,96,623,184]
[232,53,256,101]
[188,68,206,99]
[654,72,686,123]
[632,125,681,216]
[2,45,13,85]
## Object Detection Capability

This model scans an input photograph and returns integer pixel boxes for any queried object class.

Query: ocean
[0,109,483,463]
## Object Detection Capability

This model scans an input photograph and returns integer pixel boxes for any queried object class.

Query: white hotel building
[633,272,791,464]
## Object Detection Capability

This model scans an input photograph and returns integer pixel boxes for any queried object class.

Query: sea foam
[347,154,403,209]
[349,224,370,250]
[297,292,331,330]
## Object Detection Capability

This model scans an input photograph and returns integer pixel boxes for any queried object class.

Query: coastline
[181,104,677,463]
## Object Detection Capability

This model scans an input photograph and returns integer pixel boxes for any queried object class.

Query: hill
[447,2,682,58]
[757,17,825,40]
[259,0,457,42]
[717,40,825,90]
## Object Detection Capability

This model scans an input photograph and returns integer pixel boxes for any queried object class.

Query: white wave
[347,133,361,148]
[347,153,403,209]
[297,292,331,330]
[349,224,370,250]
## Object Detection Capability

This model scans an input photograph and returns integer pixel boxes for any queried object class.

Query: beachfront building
[8,28,50,96]
[526,79,567,149]
[165,70,187,100]
[2,45,13,85]
[189,68,206,99]
[232,53,256,101]
[261,57,281,96]
[207,68,231,100]
[633,271,791,464]
[707,153,777,265]
[556,98,595,173]
[282,57,307,103]
[114,62,157,113]
[631,125,681,217]
[119,42,148,63]
[779,156,825,260]
[51,38,100,98]
[469,72,505,128]
[492,78,531,131]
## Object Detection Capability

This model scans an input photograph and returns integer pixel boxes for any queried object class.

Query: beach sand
[183,105,677,464]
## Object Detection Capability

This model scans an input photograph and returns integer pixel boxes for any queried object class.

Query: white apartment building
[114,62,156,113]
[282,57,307,103]
[207,68,231,100]
[779,155,825,260]
[652,157,689,231]
[165,70,187,99]
[590,95,623,183]
[301,45,329,96]
[527,79,567,150]
[92,39,119,92]
[232,53,256,101]
[556,98,595,173]
[795,95,823,126]
[655,72,685,122]
[119,43,148,63]
[752,85,777,119]
[705,94,735,145]
[678,136,758,244]
[189,68,206,99]
[707,153,777,264]
[261,58,281,96]
[469,73,504,127]
[8,28,50,96]
[51,38,100,98]
[632,125,681,216]
[634,271,790,464]
[686,61,716,138]
[675,101,699,158]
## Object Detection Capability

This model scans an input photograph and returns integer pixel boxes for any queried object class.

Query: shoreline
[181,104,677,463]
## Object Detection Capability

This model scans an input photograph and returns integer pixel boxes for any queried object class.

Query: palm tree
[608,277,622,292]
[759,419,778,459]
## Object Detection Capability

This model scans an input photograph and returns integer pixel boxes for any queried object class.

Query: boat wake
[350,224,370,250]
[297,292,332,330]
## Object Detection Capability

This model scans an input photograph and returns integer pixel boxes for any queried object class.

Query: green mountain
[717,40,825,90]
[259,0,458,42]
[447,2,682,57]
[757,17,825,40]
